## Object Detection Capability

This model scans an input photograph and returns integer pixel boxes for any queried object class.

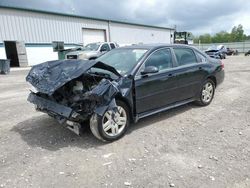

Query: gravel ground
[0,55,249,188]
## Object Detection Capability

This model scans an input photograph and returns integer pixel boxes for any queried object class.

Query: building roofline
[0,5,175,31]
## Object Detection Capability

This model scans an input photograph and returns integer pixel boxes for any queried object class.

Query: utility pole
[108,21,111,42]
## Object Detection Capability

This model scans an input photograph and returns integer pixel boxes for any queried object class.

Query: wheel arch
[115,94,134,123]
[207,75,217,88]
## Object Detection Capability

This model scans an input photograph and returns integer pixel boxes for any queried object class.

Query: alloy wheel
[102,106,127,137]
[202,82,214,103]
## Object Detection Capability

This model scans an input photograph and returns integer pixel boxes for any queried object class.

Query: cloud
[1,0,250,35]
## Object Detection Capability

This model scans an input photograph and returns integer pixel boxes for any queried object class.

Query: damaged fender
[94,98,117,116]
[26,59,125,124]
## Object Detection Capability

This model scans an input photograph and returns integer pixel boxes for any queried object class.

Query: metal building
[0,5,175,66]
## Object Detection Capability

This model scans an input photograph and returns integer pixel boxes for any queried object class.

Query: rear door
[134,48,179,113]
[172,47,206,101]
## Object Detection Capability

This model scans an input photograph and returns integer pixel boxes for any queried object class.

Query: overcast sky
[1,0,250,35]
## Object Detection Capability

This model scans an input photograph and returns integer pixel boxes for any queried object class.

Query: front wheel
[195,79,215,106]
[90,100,130,142]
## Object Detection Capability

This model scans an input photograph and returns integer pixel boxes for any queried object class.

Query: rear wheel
[90,100,130,142]
[196,79,215,106]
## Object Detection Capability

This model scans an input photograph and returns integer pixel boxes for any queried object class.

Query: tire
[89,100,130,142]
[195,79,215,106]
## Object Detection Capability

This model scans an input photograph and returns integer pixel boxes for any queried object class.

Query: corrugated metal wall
[0,8,109,43]
[0,8,172,45]
[0,7,174,66]
[110,22,172,44]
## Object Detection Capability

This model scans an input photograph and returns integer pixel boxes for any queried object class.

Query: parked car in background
[205,45,226,59]
[26,44,224,142]
[66,42,118,60]
[226,47,238,56]
[245,50,250,56]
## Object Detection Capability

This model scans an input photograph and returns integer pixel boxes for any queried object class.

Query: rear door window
[110,43,116,49]
[100,44,111,51]
[196,52,207,63]
[173,48,197,66]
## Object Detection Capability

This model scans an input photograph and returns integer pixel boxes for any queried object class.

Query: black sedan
[26,44,224,142]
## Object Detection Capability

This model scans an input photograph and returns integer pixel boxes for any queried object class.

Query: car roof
[119,44,197,50]
[86,42,115,45]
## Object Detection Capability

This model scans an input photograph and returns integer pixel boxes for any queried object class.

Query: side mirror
[141,66,159,75]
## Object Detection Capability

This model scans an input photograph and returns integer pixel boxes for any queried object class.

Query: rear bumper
[216,69,225,86]
[28,92,74,121]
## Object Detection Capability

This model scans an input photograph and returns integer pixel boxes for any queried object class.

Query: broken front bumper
[28,92,74,121]
[28,92,85,135]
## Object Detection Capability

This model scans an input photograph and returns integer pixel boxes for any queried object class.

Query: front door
[134,48,179,114]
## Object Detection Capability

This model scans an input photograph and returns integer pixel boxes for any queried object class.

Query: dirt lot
[0,55,249,188]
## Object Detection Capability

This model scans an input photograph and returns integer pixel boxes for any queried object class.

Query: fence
[191,41,250,53]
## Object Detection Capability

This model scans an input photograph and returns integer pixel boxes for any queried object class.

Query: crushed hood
[26,59,121,95]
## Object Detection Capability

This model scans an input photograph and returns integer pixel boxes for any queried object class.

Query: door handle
[159,73,175,81]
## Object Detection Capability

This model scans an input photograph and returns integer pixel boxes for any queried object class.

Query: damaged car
[205,45,226,59]
[26,44,224,142]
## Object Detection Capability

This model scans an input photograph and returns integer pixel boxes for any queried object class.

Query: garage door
[82,29,106,45]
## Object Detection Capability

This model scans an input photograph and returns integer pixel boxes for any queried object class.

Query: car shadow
[12,103,199,151]
[12,114,106,151]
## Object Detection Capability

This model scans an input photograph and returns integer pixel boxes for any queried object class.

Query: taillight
[220,60,224,69]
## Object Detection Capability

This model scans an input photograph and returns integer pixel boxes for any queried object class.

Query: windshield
[85,43,100,51]
[95,48,148,76]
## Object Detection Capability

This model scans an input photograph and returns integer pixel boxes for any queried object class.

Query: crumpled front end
[28,78,119,123]
[26,60,122,130]
[205,50,220,59]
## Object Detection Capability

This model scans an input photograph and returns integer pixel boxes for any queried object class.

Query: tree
[196,33,212,43]
[194,24,247,43]
[231,24,246,42]
[212,31,231,43]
